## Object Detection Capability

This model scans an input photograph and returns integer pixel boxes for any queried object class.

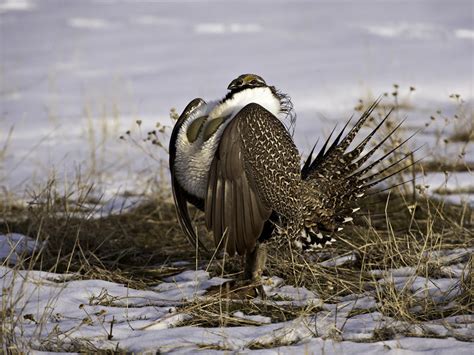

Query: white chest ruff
[174,118,228,199]
[174,87,281,199]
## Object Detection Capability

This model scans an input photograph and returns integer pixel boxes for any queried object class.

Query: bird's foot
[207,278,267,300]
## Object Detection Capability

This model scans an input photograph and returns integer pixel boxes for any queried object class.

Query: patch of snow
[455,29,474,39]
[266,284,321,306]
[419,172,474,205]
[228,23,262,34]
[2,91,22,101]
[250,337,473,355]
[425,247,474,264]
[250,318,313,348]
[91,194,141,217]
[362,22,448,40]
[153,270,229,301]
[0,233,43,264]
[2,257,473,353]
[319,252,357,267]
[0,0,34,13]
[440,263,470,278]
[233,311,271,324]
[131,15,181,27]
[338,294,378,311]
[68,17,113,30]
[164,269,210,283]
[410,277,461,303]
[370,266,416,277]
[194,22,262,34]
[140,313,191,330]
[1,1,474,349]
[1,1,472,205]
[265,276,285,288]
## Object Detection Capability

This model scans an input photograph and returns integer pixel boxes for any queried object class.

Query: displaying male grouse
[169,74,412,289]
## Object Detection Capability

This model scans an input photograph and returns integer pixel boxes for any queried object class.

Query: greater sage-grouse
[170,74,412,290]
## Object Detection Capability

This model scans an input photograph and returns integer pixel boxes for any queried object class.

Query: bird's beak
[227,79,239,91]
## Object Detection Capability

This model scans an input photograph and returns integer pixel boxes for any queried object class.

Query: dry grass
[178,296,320,328]
[417,161,474,173]
[2,93,473,351]
[2,180,472,335]
[0,186,205,289]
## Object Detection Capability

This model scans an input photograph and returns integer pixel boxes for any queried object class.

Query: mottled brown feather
[206,103,305,256]
[175,94,414,254]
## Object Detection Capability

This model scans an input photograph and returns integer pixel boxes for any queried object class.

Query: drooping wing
[205,103,301,256]
[169,98,209,253]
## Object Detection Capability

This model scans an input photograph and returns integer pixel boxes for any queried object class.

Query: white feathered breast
[174,87,282,199]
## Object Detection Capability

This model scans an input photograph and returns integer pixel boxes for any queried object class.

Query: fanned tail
[296,99,418,251]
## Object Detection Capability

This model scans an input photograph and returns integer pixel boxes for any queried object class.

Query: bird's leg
[244,242,267,280]
[244,242,267,299]
[209,243,268,299]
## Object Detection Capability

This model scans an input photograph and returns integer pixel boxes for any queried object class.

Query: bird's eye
[250,80,257,85]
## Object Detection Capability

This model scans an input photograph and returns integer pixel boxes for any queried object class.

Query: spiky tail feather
[297,99,417,251]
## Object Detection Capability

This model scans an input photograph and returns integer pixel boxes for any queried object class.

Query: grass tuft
[2,94,473,350]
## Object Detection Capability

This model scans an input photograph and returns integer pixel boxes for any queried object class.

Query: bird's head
[224,74,296,130]
[223,73,296,133]
[227,74,267,92]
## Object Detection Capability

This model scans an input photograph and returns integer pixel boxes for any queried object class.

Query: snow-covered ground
[1,233,473,353]
[1,1,473,352]
[0,0,472,204]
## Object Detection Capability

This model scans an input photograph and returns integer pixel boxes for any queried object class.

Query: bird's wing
[205,103,301,256]
[169,98,209,253]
